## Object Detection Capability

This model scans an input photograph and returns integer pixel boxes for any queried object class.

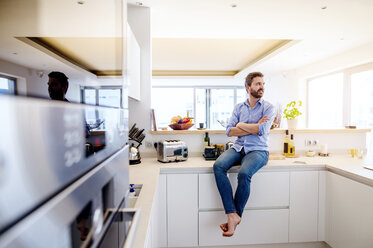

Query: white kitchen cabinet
[199,209,289,246]
[152,174,167,248]
[198,173,235,209]
[199,172,290,209]
[167,174,198,247]
[289,171,319,242]
[326,172,373,248]
[127,23,141,101]
[318,171,326,242]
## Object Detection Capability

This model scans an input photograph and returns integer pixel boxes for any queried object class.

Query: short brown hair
[245,72,263,87]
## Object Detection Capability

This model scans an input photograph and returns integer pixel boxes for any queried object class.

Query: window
[81,87,122,130]
[209,89,235,129]
[0,75,16,95]
[81,87,122,108]
[151,87,246,129]
[152,88,194,128]
[308,73,344,128]
[350,70,373,127]
[307,64,373,153]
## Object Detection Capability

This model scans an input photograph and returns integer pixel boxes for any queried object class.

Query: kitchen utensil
[129,144,141,165]
[129,123,146,164]
[203,146,217,160]
[154,140,188,162]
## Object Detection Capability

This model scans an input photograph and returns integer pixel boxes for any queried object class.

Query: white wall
[0,58,44,97]
[142,131,367,157]
[0,58,82,102]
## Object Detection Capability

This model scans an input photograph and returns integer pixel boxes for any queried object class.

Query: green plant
[283,100,302,120]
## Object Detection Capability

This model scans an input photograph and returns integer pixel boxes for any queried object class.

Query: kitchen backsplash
[139,130,370,157]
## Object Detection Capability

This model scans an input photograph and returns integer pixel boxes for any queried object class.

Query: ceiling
[152,38,290,76]
[1,0,373,80]
[30,37,123,76]
[143,0,373,75]
[0,0,122,80]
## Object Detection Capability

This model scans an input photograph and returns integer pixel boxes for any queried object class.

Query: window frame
[151,85,246,129]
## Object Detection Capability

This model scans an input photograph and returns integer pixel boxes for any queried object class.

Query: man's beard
[250,88,263,99]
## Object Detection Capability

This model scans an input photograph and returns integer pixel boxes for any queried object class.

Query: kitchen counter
[129,155,373,248]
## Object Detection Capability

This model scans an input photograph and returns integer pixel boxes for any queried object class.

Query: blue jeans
[213,148,269,217]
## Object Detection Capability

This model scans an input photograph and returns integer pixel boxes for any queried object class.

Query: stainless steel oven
[0,95,135,247]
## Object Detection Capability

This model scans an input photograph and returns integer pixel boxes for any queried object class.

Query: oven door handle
[119,208,141,248]
[88,207,141,248]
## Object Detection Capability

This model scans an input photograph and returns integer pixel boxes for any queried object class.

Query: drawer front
[199,209,289,246]
[199,172,290,209]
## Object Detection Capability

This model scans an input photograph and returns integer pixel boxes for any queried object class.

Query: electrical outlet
[305,139,312,146]
[145,141,153,148]
[313,140,319,146]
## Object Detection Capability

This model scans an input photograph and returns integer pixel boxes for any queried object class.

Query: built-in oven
[0,146,139,248]
[0,95,134,247]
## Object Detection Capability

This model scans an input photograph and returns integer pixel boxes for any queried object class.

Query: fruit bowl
[169,123,194,130]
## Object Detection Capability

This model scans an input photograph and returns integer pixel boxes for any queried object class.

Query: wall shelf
[150,128,371,135]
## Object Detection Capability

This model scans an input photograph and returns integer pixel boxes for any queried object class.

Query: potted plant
[283,100,302,129]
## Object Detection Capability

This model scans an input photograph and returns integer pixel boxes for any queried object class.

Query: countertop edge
[326,165,373,188]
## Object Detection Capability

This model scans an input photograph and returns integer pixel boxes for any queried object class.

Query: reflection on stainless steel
[0,95,132,247]
[0,146,129,247]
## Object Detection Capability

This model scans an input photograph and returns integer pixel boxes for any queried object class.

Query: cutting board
[269,153,286,160]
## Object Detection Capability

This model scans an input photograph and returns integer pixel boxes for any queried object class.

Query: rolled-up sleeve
[258,104,276,136]
[226,104,240,136]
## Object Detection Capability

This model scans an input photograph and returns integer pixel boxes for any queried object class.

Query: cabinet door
[289,171,319,242]
[127,23,141,100]
[199,209,289,246]
[199,172,289,209]
[152,174,167,247]
[318,171,326,241]
[199,173,236,209]
[326,172,373,248]
[167,174,198,247]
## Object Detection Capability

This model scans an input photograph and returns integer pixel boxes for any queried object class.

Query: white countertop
[129,154,373,248]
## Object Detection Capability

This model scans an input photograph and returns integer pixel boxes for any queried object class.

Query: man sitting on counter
[213,72,275,237]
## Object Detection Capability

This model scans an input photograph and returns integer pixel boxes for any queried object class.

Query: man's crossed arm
[227,116,269,137]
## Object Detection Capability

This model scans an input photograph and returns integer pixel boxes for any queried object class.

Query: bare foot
[220,223,228,232]
[222,213,241,237]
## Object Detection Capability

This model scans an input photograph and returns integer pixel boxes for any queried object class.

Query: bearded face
[246,76,265,99]
[250,87,264,98]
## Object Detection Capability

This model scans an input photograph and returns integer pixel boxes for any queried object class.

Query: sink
[128,184,142,208]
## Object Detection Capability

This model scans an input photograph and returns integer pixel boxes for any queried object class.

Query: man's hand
[257,115,269,124]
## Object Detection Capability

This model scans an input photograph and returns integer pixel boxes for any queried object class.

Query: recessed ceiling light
[77,1,84,5]
[321,6,327,10]
[231,4,237,8]
[136,2,143,6]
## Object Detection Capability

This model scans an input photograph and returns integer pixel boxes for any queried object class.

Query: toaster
[156,140,188,163]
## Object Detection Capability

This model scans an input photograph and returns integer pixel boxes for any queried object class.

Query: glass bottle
[283,130,290,155]
[204,132,210,147]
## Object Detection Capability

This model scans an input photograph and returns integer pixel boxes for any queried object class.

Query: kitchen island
[129,155,373,248]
